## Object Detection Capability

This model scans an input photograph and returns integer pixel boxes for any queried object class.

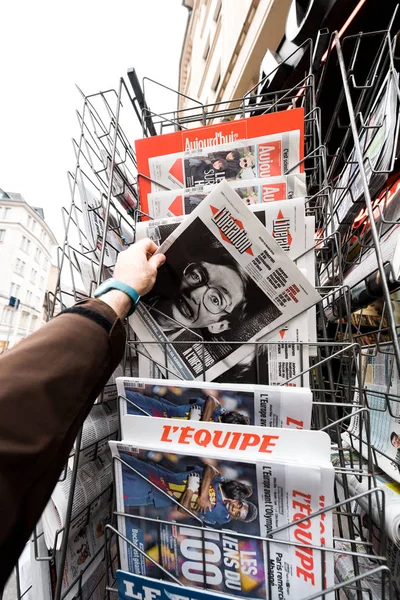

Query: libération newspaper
[116,377,313,430]
[147,174,307,219]
[129,180,320,381]
[110,418,334,600]
[137,196,307,261]
[148,131,301,192]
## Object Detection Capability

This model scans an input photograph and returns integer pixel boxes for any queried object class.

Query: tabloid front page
[130,181,320,381]
[116,377,313,430]
[148,131,301,192]
[110,432,334,600]
[147,174,307,219]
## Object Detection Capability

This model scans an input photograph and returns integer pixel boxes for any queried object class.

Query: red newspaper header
[135,108,305,217]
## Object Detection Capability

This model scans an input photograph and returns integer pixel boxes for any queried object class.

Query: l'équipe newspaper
[110,418,334,600]
[130,181,320,381]
[148,131,301,192]
[116,377,313,430]
[147,174,307,219]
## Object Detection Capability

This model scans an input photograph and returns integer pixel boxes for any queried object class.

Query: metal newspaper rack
[11,12,400,600]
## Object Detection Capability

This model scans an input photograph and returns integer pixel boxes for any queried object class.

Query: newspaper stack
[116,377,313,429]
[147,175,307,220]
[135,108,305,217]
[110,405,335,600]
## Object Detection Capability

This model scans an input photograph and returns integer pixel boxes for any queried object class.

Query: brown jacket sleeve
[0,298,126,587]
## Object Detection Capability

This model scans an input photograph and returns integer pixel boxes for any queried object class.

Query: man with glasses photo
[142,217,280,342]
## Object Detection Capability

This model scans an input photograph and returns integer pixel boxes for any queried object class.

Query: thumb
[149,253,166,270]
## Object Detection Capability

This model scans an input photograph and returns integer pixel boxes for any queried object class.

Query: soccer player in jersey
[125,390,250,425]
[122,454,258,527]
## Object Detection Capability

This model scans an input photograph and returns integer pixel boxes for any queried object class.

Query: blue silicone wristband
[94,278,140,317]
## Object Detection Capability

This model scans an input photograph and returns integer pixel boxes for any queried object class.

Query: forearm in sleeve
[0,298,126,587]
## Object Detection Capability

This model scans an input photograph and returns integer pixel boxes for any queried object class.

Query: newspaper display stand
[8,8,400,600]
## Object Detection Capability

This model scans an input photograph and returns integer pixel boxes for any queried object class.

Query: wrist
[94,278,140,317]
[98,289,132,320]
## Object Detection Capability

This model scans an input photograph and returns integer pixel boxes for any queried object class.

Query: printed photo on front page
[130,181,319,381]
[111,442,332,600]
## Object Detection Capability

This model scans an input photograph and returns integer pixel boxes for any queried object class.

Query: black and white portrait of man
[142,217,282,344]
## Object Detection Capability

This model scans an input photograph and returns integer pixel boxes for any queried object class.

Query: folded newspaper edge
[118,415,331,465]
[147,174,307,219]
[116,376,313,429]
[130,180,320,381]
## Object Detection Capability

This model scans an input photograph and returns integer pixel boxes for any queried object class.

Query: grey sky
[0,0,188,243]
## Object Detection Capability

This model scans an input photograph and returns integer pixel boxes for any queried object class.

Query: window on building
[203,35,210,61]
[212,64,221,91]
[21,236,31,253]
[0,229,5,243]
[21,311,29,328]
[10,282,21,298]
[30,268,37,284]
[0,207,11,220]
[214,0,222,21]
[27,214,36,233]
[25,290,32,305]
[43,256,49,270]
[36,295,41,309]
[39,276,45,289]
[31,315,38,331]
[15,258,26,276]
[2,307,13,326]
[34,247,42,263]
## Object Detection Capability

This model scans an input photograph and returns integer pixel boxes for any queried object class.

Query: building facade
[179,0,291,115]
[0,190,57,352]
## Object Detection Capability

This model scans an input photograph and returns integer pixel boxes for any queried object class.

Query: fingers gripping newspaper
[130,180,320,381]
[136,201,313,385]
[110,418,334,600]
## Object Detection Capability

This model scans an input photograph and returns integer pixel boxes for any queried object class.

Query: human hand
[189,405,202,421]
[99,238,166,319]
[114,238,166,296]
[186,473,201,493]
[194,495,212,513]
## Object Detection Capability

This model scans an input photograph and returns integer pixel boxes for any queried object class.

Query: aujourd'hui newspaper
[130,180,320,381]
